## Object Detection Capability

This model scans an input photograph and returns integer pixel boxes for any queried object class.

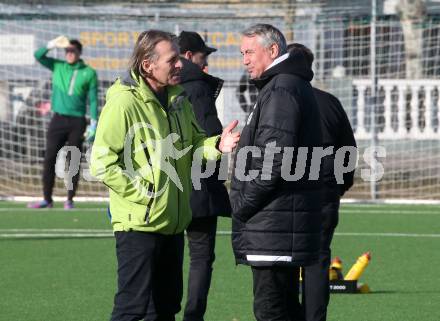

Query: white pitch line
[0,208,107,212]
[0,229,111,233]
[334,232,440,238]
[0,207,438,215]
[341,204,440,208]
[218,231,440,238]
[1,231,440,239]
[0,233,113,238]
[339,209,440,215]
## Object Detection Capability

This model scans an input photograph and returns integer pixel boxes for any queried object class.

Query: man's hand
[219,120,240,153]
[86,119,97,143]
[47,35,70,50]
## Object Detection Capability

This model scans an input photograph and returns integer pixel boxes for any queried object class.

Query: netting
[1,1,440,200]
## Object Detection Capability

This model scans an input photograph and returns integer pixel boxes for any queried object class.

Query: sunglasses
[65,48,79,54]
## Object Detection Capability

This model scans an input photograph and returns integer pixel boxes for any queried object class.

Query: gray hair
[129,30,177,79]
[242,24,287,56]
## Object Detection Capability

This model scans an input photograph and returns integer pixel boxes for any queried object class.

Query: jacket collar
[68,59,86,70]
[250,52,314,90]
[264,53,290,71]
[121,70,186,108]
[180,58,224,99]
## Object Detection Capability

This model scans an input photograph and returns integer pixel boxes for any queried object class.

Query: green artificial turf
[0,202,439,321]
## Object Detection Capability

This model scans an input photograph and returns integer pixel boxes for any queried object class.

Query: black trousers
[43,113,86,202]
[252,266,302,321]
[301,201,340,321]
[183,216,218,321]
[111,231,184,321]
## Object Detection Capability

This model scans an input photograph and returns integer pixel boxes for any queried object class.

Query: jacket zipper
[143,145,155,224]
[68,70,78,96]
[175,115,184,146]
[172,113,185,233]
[161,104,180,234]
[144,184,154,224]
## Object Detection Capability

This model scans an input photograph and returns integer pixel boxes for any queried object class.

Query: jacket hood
[251,52,314,90]
[179,58,224,99]
[107,70,186,106]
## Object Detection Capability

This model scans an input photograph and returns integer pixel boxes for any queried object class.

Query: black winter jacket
[314,87,356,198]
[230,53,323,267]
[313,87,357,230]
[180,58,232,218]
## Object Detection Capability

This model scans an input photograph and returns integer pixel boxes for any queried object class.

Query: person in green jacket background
[28,36,98,210]
[90,30,239,321]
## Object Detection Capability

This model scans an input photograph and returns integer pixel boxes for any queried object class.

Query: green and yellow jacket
[91,71,221,234]
[34,47,98,120]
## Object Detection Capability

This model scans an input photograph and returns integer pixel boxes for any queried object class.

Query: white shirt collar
[265,53,290,71]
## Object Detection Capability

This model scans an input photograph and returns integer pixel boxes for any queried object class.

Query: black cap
[177,31,217,55]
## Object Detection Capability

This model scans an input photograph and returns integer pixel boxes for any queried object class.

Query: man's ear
[269,44,280,59]
[141,59,152,75]
[183,51,193,61]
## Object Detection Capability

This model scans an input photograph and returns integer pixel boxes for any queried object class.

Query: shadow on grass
[367,290,397,294]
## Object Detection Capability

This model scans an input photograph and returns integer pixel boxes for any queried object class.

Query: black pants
[302,201,340,321]
[43,113,86,202]
[183,216,218,321]
[252,266,302,321]
[111,231,184,321]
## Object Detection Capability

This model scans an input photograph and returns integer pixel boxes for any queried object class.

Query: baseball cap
[178,31,217,55]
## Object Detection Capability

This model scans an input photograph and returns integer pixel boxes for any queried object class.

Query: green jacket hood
[107,70,186,107]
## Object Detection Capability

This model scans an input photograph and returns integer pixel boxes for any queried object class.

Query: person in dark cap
[178,31,217,69]
[177,30,232,321]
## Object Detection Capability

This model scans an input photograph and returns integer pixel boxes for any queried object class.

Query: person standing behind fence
[287,43,357,321]
[28,36,98,210]
[230,24,323,321]
[177,31,232,321]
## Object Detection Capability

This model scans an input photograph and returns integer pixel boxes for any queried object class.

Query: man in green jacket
[28,36,98,210]
[90,30,239,321]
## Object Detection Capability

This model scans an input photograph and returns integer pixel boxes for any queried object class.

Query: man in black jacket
[287,43,357,321]
[230,24,323,321]
[177,31,232,321]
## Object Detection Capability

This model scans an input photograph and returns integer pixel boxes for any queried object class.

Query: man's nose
[175,59,183,69]
[243,55,250,66]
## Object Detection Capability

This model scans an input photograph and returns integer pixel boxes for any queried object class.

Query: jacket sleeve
[334,96,357,195]
[90,98,153,206]
[34,47,59,71]
[88,70,99,121]
[233,87,300,222]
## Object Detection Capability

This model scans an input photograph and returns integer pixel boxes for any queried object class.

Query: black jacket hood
[179,58,223,99]
[251,52,314,90]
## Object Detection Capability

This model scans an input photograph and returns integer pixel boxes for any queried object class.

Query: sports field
[1,201,439,321]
